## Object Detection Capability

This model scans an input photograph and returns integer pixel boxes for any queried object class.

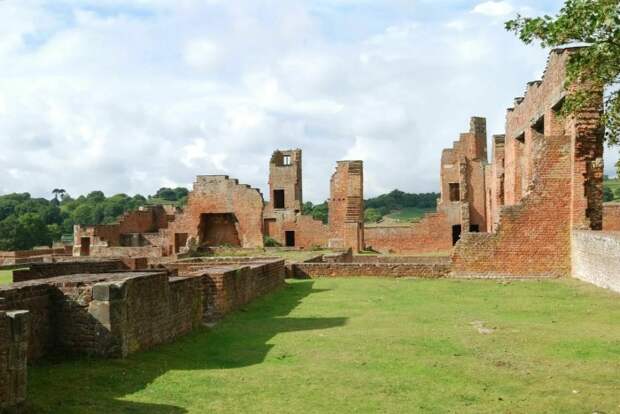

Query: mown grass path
[28,278,620,413]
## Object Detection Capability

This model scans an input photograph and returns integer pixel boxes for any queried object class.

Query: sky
[0,0,617,203]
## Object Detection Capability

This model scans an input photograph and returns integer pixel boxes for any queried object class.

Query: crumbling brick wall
[74,206,174,256]
[364,211,453,254]
[603,203,620,231]
[166,175,265,252]
[453,47,603,278]
[0,284,53,360]
[186,259,285,321]
[13,260,124,283]
[0,310,29,412]
[89,273,203,357]
[438,117,488,232]
[265,149,303,213]
[328,161,364,252]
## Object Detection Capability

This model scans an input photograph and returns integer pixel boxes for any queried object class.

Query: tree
[604,186,614,201]
[506,0,620,169]
[52,188,66,202]
[364,208,382,223]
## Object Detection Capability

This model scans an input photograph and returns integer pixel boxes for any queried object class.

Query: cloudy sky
[0,0,617,202]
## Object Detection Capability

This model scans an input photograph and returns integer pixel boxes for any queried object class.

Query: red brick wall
[0,310,28,411]
[328,161,364,251]
[603,203,620,231]
[282,215,329,249]
[167,176,264,251]
[292,262,451,278]
[12,260,124,282]
[189,260,285,320]
[455,48,604,278]
[364,211,453,254]
[452,133,572,277]
[265,149,303,213]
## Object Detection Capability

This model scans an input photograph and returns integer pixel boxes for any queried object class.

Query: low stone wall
[0,271,202,360]
[0,283,53,360]
[0,248,67,266]
[0,310,29,412]
[350,255,451,264]
[323,250,353,263]
[90,273,202,357]
[292,262,451,279]
[187,259,285,320]
[12,260,125,283]
[90,245,163,258]
[572,230,620,293]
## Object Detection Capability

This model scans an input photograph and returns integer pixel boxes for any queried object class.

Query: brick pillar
[0,310,30,411]
[569,108,604,230]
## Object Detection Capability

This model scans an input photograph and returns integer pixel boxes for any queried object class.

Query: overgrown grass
[386,207,434,222]
[27,278,620,413]
[0,270,12,285]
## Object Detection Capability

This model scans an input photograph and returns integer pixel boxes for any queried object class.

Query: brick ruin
[1,45,617,412]
[0,256,285,408]
[453,47,603,277]
[74,152,364,256]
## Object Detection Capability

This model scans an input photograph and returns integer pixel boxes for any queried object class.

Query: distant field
[385,207,434,223]
[604,179,620,200]
[0,270,12,285]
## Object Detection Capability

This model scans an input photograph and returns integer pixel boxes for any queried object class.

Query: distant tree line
[302,189,439,224]
[0,187,188,251]
[0,186,438,251]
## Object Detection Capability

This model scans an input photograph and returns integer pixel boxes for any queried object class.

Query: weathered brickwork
[603,203,620,231]
[165,258,285,320]
[438,117,488,231]
[0,248,69,266]
[74,205,174,256]
[363,117,490,255]
[455,47,603,278]
[364,212,453,254]
[292,262,450,279]
[0,310,29,412]
[166,175,265,252]
[328,161,364,252]
[12,260,124,282]
[89,273,203,357]
[485,135,505,232]
[0,283,53,360]
[572,230,620,293]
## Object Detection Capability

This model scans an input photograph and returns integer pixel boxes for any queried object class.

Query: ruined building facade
[453,47,603,277]
[75,151,365,255]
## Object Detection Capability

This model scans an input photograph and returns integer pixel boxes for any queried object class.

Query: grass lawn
[386,207,434,223]
[27,278,620,414]
[0,270,12,285]
[604,178,620,200]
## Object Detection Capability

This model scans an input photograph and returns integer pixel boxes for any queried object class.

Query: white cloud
[184,38,220,70]
[472,1,514,17]
[1,0,614,202]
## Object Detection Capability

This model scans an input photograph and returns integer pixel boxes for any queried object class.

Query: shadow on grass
[26,280,346,414]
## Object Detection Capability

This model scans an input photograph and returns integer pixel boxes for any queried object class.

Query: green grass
[604,178,620,200]
[0,270,12,285]
[386,207,434,223]
[27,279,620,413]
